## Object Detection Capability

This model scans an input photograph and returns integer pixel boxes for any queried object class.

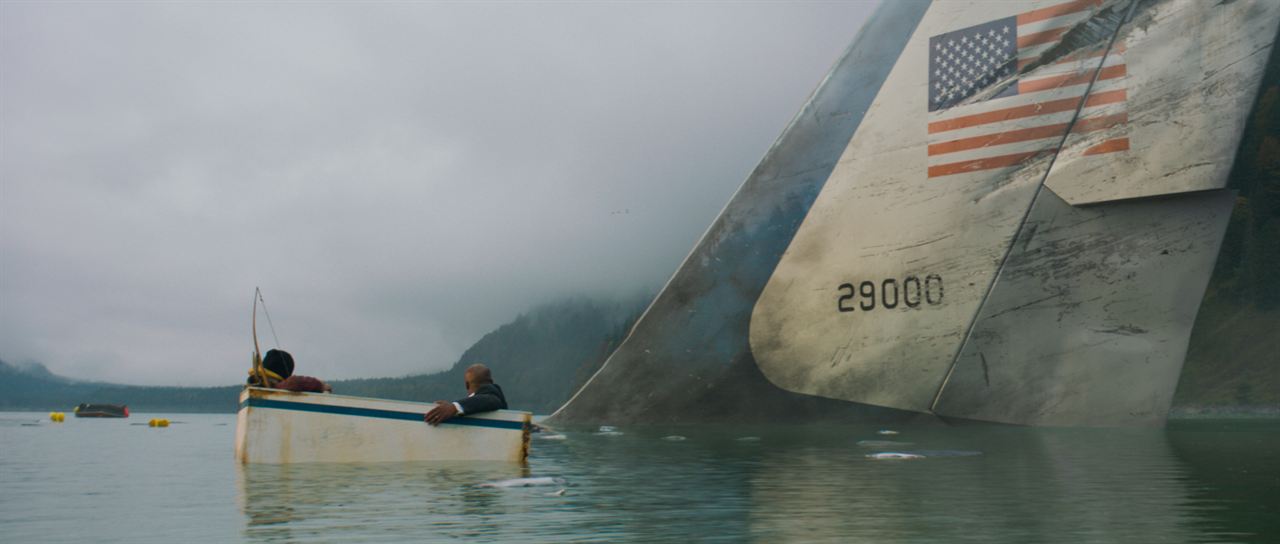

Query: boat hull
[235,387,531,464]
[73,403,128,418]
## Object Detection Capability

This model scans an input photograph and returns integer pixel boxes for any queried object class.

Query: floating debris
[856,440,914,448]
[478,477,567,489]
[548,488,567,497]
[661,435,687,441]
[877,430,900,435]
[909,450,982,458]
[594,426,623,436]
[865,450,982,460]
[866,452,924,460]
[535,433,567,440]
[735,436,761,442]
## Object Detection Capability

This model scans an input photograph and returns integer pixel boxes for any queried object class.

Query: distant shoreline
[6,406,1279,418]
[1167,405,1280,418]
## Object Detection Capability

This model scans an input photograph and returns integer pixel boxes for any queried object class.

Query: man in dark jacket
[424,363,507,425]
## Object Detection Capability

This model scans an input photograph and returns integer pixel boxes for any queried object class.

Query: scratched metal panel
[749,0,1123,413]
[549,1,937,425]
[932,189,1234,426]
[1045,0,1280,206]
[552,0,1268,427]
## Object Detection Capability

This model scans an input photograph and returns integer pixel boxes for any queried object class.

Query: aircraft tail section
[551,0,936,425]
[550,0,1280,427]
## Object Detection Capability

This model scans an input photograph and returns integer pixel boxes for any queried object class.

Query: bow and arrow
[250,287,281,387]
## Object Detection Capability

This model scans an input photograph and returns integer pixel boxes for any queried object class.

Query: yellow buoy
[49,412,64,422]
[149,418,169,427]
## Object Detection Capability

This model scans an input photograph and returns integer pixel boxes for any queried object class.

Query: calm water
[1,412,1277,543]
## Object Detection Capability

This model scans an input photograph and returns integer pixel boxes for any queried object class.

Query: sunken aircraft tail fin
[549,0,1280,427]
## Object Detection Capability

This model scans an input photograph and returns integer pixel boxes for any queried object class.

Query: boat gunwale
[238,387,532,430]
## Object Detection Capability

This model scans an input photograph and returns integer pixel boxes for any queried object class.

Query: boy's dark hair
[263,349,295,379]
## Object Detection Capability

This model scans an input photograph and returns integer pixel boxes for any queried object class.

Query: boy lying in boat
[424,363,508,425]
[247,349,332,393]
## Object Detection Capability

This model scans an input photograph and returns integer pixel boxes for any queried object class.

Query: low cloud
[0,1,877,385]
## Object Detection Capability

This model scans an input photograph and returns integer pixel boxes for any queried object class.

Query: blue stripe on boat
[239,397,526,431]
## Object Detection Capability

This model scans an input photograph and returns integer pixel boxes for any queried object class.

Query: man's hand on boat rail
[425,401,458,426]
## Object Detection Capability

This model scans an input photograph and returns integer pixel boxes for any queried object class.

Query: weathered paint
[551,0,1280,427]
[235,387,531,464]
[551,0,937,425]
[1044,0,1280,205]
[932,189,1235,426]
[750,0,1128,413]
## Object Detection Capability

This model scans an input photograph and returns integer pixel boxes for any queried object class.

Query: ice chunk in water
[857,440,914,447]
[478,477,567,488]
[594,425,623,436]
[866,452,924,460]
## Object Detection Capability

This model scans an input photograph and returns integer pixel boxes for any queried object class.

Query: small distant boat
[235,387,532,464]
[73,404,129,418]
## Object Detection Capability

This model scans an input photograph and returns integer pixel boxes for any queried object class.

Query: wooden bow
[251,287,266,386]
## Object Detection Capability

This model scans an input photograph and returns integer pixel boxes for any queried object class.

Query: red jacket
[273,375,330,393]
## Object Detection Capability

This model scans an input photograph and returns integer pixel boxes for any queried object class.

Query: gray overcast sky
[1,1,877,386]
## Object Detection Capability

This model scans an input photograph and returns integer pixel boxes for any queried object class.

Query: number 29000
[837,274,943,312]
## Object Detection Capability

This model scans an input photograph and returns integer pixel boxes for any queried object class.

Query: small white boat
[235,387,532,464]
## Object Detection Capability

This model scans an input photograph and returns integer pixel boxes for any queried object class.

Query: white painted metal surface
[235,387,531,464]
[1045,0,1280,205]
[745,0,1277,423]
[750,0,1098,412]
[932,189,1234,425]
[552,0,1279,427]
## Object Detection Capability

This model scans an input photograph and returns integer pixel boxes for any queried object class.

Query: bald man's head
[464,363,493,393]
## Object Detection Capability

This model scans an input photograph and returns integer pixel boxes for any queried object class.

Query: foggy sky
[0,1,877,385]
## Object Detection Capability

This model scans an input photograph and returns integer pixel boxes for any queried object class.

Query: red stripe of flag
[928,149,1057,177]
[1082,137,1130,155]
[928,112,1127,156]
[1018,64,1126,93]
[927,89,1127,134]
[1017,44,1123,70]
[1017,27,1069,48]
[1016,0,1101,25]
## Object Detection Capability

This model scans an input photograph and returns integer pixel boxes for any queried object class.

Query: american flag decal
[927,0,1128,178]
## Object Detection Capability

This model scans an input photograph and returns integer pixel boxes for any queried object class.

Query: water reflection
[232,423,1276,543]
[1168,419,1280,542]
[745,426,1195,543]
[238,462,528,541]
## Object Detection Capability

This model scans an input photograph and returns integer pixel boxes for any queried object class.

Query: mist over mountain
[1,294,647,414]
[328,294,648,414]
[5,42,1280,417]
[1,287,1275,414]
